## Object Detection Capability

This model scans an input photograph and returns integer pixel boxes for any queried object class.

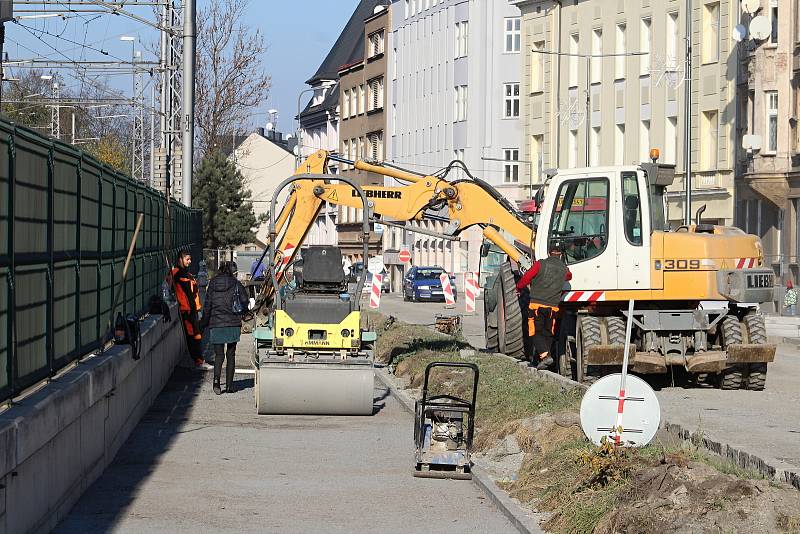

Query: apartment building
[513,0,738,227]
[736,0,800,283]
[384,0,524,287]
[298,0,389,250]
[337,4,391,259]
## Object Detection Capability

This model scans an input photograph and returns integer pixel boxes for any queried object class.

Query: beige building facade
[337,5,391,260]
[513,0,739,227]
[736,0,800,283]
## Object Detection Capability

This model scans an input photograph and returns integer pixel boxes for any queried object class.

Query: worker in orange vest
[171,250,212,370]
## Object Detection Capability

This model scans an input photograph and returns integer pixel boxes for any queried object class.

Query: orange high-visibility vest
[171,267,202,313]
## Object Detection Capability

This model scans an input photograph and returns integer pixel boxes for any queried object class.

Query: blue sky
[4,0,357,135]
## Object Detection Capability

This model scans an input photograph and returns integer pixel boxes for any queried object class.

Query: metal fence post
[46,147,54,377]
[75,159,81,356]
[6,132,14,397]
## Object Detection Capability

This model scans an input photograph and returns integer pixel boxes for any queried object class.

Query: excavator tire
[719,315,745,390]
[495,262,525,360]
[484,286,499,352]
[576,315,603,384]
[605,316,627,345]
[742,312,768,391]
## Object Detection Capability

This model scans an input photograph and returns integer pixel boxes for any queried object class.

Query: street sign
[374,222,384,234]
[398,249,411,264]
[367,255,386,275]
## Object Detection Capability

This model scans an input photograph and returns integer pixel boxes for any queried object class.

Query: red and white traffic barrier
[735,257,756,269]
[464,271,479,313]
[440,272,455,307]
[280,242,296,266]
[369,274,382,309]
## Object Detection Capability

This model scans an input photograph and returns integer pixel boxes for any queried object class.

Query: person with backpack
[200,261,249,394]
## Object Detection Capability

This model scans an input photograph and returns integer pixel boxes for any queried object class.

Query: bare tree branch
[195,0,271,156]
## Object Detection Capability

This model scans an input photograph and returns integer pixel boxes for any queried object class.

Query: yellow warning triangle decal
[327,189,338,202]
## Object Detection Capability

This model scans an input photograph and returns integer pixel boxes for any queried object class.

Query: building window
[639,120,650,161]
[454,148,465,162]
[664,116,677,164]
[350,88,357,118]
[343,89,350,119]
[505,17,521,53]
[368,77,384,112]
[391,104,397,136]
[591,29,601,84]
[640,18,651,76]
[666,12,678,70]
[615,23,626,80]
[357,137,365,160]
[504,83,520,118]
[569,33,579,88]
[504,149,520,183]
[590,126,600,166]
[454,85,468,122]
[530,134,543,182]
[702,3,720,63]
[766,91,778,153]
[769,0,778,44]
[700,110,718,169]
[411,0,416,16]
[392,47,397,80]
[568,130,578,168]
[369,30,385,58]
[358,84,366,114]
[615,124,625,164]
[455,21,468,58]
[368,131,383,161]
[531,41,545,92]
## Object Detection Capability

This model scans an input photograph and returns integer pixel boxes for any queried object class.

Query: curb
[374,367,544,534]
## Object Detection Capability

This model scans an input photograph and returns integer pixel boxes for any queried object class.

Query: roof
[226,130,295,158]
[305,0,387,86]
[298,81,340,124]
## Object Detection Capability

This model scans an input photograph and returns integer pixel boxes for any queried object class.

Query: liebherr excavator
[253,149,776,414]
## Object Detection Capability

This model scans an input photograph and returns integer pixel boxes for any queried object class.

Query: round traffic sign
[579,374,661,448]
[398,249,411,264]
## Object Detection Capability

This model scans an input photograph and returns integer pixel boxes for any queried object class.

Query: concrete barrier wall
[0,305,186,534]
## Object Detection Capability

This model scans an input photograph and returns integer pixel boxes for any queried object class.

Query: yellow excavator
[252,149,776,414]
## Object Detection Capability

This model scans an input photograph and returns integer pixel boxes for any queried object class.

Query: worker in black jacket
[200,261,249,395]
[516,243,572,370]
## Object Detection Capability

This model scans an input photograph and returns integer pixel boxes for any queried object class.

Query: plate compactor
[252,175,376,415]
[414,362,479,479]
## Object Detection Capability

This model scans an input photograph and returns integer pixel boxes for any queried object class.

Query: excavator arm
[258,149,535,309]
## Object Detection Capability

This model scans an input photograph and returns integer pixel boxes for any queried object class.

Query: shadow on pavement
[55,366,206,533]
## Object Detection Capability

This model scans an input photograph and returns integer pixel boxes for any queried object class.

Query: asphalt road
[56,346,514,533]
[377,294,800,478]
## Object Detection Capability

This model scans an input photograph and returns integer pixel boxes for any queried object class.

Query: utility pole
[150,84,155,186]
[50,81,60,139]
[182,0,196,207]
[683,0,693,225]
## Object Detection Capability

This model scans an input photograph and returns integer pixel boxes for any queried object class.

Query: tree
[193,151,263,249]
[195,0,271,156]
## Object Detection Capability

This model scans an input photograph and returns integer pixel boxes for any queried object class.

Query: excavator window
[548,178,609,265]
[622,172,643,246]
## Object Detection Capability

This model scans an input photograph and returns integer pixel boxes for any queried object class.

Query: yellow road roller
[252,174,376,415]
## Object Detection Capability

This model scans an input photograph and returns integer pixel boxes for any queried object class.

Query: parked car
[349,262,390,293]
[403,266,457,302]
